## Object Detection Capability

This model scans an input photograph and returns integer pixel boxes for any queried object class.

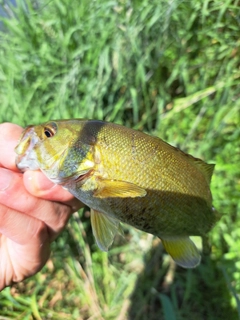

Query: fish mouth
[15,126,41,171]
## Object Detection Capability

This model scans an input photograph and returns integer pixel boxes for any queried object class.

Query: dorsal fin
[176,148,215,185]
[165,141,215,185]
[188,157,215,184]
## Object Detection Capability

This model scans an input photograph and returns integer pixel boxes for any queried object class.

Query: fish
[15,119,218,268]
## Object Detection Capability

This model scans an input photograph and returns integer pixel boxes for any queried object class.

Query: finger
[0,204,51,289]
[23,170,83,211]
[0,232,50,287]
[0,203,49,246]
[0,168,72,239]
[0,123,23,171]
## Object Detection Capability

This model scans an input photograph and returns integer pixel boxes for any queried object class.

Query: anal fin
[90,209,123,251]
[161,236,201,268]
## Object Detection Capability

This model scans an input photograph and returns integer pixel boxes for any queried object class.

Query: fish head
[15,120,95,184]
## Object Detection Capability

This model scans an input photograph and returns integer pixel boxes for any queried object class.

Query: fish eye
[43,122,57,138]
[44,128,54,138]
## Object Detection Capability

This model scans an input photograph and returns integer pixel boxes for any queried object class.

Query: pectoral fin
[94,179,147,199]
[90,209,123,251]
[161,236,201,268]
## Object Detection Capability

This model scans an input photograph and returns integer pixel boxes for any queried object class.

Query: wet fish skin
[15,119,218,268]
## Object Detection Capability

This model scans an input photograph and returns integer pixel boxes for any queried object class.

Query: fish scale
[15,119,218,268]
[95,123,211,202]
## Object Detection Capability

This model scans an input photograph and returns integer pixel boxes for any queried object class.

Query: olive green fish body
[15,120,217,268]
[69,123,213,234]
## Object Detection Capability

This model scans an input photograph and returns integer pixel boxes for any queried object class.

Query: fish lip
[16,154,39,172]
[15,127,40,171]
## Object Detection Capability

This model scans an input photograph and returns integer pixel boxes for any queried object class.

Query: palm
[0,227,50,288]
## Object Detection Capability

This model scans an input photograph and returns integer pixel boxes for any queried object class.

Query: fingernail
[0,169,13,191]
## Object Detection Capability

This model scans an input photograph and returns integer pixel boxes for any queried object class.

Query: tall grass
[0,0,239,319]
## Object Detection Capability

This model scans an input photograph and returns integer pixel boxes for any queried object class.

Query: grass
[0,0,239,319]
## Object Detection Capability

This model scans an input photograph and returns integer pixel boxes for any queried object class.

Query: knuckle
[54,204,71,231]
[34,219,48,241]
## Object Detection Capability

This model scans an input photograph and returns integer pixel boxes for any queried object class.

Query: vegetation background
[0,0,239,319]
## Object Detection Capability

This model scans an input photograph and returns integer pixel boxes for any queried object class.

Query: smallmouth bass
[15,119,218,268]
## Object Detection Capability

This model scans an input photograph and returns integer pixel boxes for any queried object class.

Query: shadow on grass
[128,242,238,320]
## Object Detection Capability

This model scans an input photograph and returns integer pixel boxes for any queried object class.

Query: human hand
[0,123,84,291]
